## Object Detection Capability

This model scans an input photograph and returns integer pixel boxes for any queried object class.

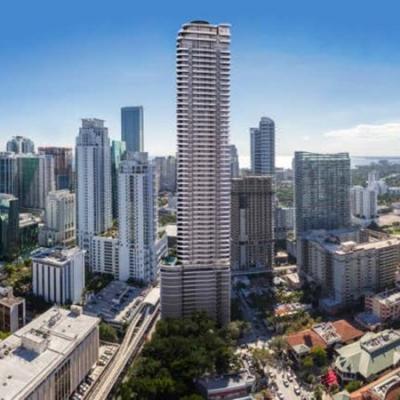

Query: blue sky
[1,0,400,167]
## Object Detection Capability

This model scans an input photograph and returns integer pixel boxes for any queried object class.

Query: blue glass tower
[121,106,144,153]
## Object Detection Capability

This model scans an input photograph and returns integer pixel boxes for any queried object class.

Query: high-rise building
[0,152,18,196]
[111,140,126,220]
[38,146,73,190]
[250,117,275,175]
[17,153,55,210]
[32,247,85,304]
[121,106,144,153]
[231,176,274,271]
[294,152,351,237]
[153,155,177,193]
[160,21,231,325]
[118,152,157,282]
[6,135,35,154]
[0,306,99,400]
[301,229,400,312]
[230,145,240,178]
[0,194,19,261]
[351,186,378,220]
[39,190,76,247]
[75,119,112,262]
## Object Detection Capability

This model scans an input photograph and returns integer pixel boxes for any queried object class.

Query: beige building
[0,287,25,333]
[302,229,400,312]
[365,288,400,322]
[0,306,99,400]
[231,176,274,271]
[161,21,231,325]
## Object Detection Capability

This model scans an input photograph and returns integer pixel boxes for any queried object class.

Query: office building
[118,152,157,282]
[111,140,126,220]
[275,206,295,241]
[19,213,39,252]
[39,190,75,247]
[32,247,85,305]
[153,155,177,193]
[351,185,378,220]
[301,229,400,312]
[38,146,73,190]
[160,21,231,325]
[6,135,35,154]
[0,306,99,400]
[294,152,351,237]
[121,106,144,153]
[0,194,19,260]
[17,154,55,210]
[0,287,25,333]
[230,144,240,178]
[75,119,112,262]
[0,152,18,195]
[250,117,275,175]
[231,176,274,271]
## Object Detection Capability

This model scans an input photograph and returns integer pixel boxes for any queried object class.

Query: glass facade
[121,106,144,153]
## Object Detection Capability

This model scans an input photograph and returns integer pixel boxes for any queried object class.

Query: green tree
[302,355,314,369]
[310,346,328,367]
[99,322,118,343]
[345,380,362,393]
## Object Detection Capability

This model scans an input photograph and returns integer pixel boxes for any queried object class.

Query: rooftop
[335,330,400,380]
[287,320,363,353]
[31,246,84,265]
[0,307,99,400]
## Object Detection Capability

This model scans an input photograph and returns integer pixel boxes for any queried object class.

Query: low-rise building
[0,287,25,333]
[91,234,119,277]
[32,247,85,304]
[351,186,378,221]
[197,371,256,400]
[334,330,400,382]
[287,320,363,360]
[0,306,99,400]
[365,288,400,322]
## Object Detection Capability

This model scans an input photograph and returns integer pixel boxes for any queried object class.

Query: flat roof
[31,247,84,265]
[0,307,99,400]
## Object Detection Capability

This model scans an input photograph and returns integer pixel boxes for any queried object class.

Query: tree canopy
[118,313,238,400]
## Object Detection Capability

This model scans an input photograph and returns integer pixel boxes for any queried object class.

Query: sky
[1,0,400,168]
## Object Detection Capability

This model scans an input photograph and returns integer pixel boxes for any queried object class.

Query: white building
[91,235,119,277]
[302,229,400,312]
[39,189,75,247]
[6,135,35,154]
[351,185,378,220]
[0,306,99,400]
[75,119,112,264]
[160,21,231,325]
[118,152,157,283]
[32,247,85,304]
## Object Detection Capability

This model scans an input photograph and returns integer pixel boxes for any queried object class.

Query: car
[283,380,289,387]
[277,392,284,400]
[294,386,301,395]
[288,375,293,382]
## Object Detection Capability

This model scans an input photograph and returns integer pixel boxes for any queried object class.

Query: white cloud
[324,122,400,141]
[321,122,400,156]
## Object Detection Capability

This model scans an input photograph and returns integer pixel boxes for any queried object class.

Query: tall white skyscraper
[250,117,275,175]
[6,136,35,154]
[160,21,231,325]
[118,152,157,283]
[75,119,112,262]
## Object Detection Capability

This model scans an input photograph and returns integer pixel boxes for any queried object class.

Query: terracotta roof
[287,320,363,350]
[287,329,326,349]
[333,320,363,343]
